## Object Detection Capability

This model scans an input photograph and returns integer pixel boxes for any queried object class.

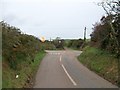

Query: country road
[33,50,118,88]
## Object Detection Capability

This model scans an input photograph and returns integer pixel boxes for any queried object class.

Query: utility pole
[80,27,87,50]
[50,37,52,43]
[84,27,86,42]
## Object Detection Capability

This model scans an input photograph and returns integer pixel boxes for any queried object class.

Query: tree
[98,0,120,54]
[98,0,120,86]
[53,37,64,49]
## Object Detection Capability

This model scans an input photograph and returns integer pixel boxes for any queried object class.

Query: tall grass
[2,51,45,88]
[78,46,118,85]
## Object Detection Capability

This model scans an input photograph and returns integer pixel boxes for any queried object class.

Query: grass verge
[78,46,118,86]
[2,51,46,88]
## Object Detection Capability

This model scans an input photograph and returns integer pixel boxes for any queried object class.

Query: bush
[67,39,84,49]
[1,21,55,70]
[91,14,120,55]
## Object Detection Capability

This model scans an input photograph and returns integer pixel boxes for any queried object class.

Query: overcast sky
[1,0,105,40]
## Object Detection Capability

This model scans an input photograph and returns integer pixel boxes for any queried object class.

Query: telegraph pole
[80,27,87,50]
[50,37,52,43]
[84,27,86,42]
[50,37,51,41]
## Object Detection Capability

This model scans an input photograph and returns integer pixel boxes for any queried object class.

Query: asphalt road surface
[33,50,118,88]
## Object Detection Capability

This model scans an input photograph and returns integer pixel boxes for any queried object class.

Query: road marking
[49,53,60,55]
[61,64,77,86]
[60,55,62,62]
